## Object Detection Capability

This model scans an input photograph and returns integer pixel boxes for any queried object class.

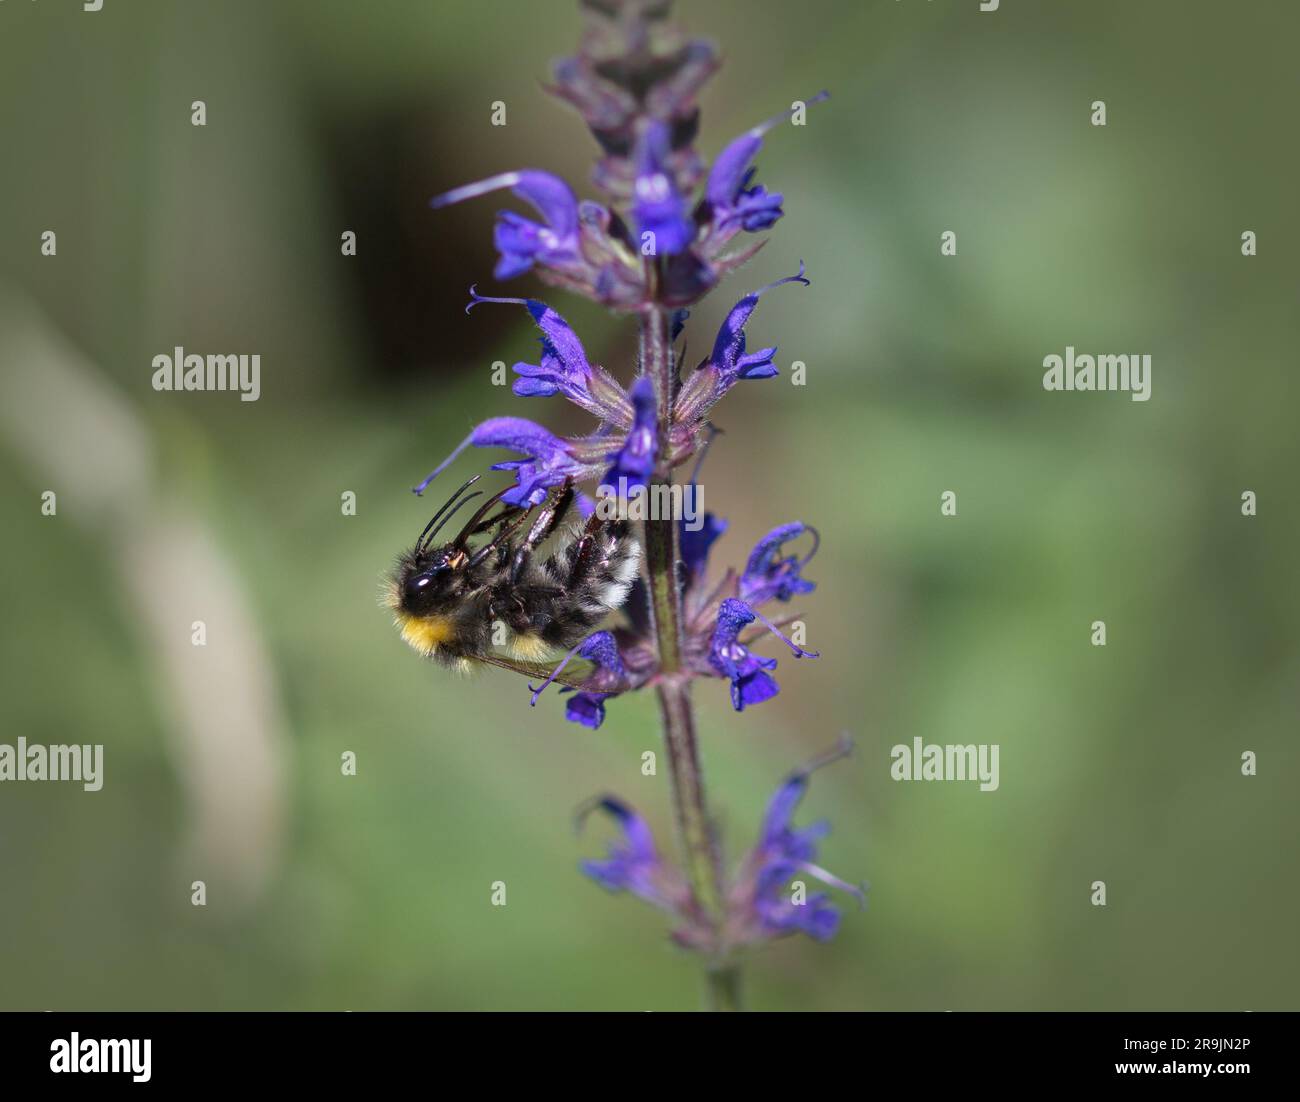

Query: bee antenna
[421,490,486,551]
[453,485,520,549]
[415,474,481,551]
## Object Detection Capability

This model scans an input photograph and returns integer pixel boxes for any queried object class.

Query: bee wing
[477,654,598,691]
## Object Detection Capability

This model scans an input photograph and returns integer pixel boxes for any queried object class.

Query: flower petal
[709,598,818,712]
[705,92,829,226]
[680,512,728,583]
[604,377,657,487]
[739,522,819,605]
[633,121,694,256]
[564,692,609,729]
[431,169,580,278]
[707,262,809,380]
[413,416,589,503]
[464,288,630,423]
[578,796,682,914]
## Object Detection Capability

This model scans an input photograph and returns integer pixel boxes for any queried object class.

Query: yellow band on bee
[507,632,553,661]
[396,612,457,656]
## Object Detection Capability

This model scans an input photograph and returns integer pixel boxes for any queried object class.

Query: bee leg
[560,513,636,620]
[465,504,537,569]
[461,504,525,539]
[508,480,575,586]
[565,511,609,587]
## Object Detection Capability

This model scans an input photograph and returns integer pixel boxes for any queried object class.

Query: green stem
[654,674,721,917]
[705,961,744,1012]
[640,296,741,1011]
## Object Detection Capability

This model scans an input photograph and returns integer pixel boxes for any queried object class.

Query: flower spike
[398,0,856,978]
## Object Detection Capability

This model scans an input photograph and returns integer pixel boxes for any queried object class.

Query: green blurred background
[1,0,1296,1011]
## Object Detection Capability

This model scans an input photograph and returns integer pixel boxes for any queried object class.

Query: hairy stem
[641,295,740,1011]
[705,960,744,1013]
[654,674,720,912]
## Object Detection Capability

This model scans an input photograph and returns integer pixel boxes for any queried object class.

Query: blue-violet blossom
[580,739,864,952]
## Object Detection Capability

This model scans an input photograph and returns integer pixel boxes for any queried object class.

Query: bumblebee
[385,475,639,672]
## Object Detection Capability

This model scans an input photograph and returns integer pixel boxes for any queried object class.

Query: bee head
[399,544,470,614]
[389,474,487,615]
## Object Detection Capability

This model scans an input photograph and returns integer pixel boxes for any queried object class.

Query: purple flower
[707,262,810,383]
[431,170,649,309]
[529,631,628,730]
[673,263,810,426]
[605,377,657,487]
[416,294,692,504]
[563,692,608,729]
[431,170,581,281]
[412,415,603,505]
[709,600,781,709]
[578,797,691,916]
[465,288,632,425]
[680,511,727,585]
[578,741,863,949]
[705,92,829,240]
[633,121,695,257]
[739,522,818,605]
[736,739,865,943]
[709,597,818,712]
